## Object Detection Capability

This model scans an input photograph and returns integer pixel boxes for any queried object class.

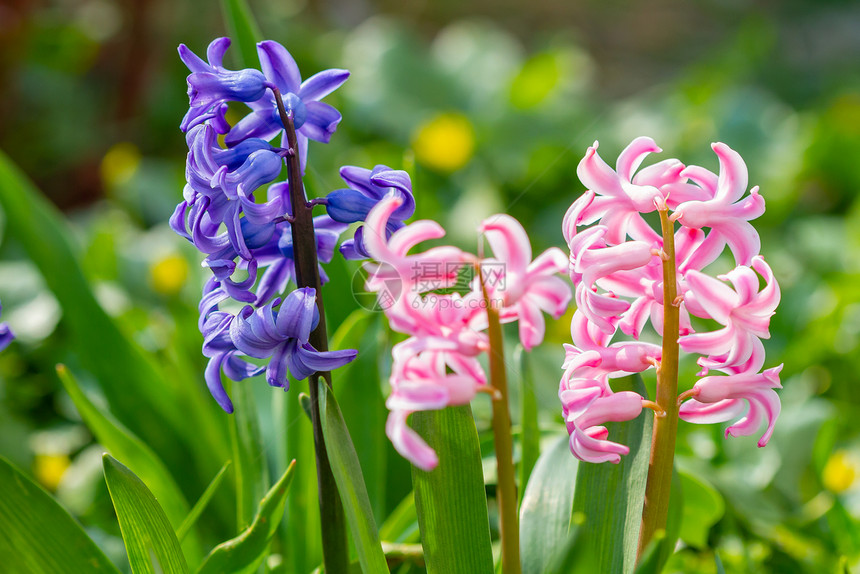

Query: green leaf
[411,406,494,574]
[678,470,724,548]
[56,365,200,563]
[0,455,121,574]
[221,0,263,68]
[516,346,541,502]
[331,310,388,521]
[318,379,390,574]
[632,531,666,574]
[102,455,189,574]
[544,513,597,574]
[0,151,226,480]
[229,380,268,530]
[380,493,420,544]
[519,434,578,574]
[197,460,296,574]
[714,551,726,574]
[177,460,232,543]
[570,375,653,574]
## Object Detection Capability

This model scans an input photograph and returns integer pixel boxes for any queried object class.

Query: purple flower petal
[257,41,301,94]
[299,69,350,101]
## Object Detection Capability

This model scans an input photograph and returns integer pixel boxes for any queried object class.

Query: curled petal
[569,391,644,464]
[386,410,438,471]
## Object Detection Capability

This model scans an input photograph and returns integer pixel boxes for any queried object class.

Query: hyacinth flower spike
[559,138,781,559]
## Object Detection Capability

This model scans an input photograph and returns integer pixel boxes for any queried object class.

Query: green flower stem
[481,270,521,574]
[273,87,349,573]
[637,205,680,559]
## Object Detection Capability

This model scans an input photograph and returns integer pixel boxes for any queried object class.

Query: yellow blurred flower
[34,453,70,491]
[150,254,189,296]
[823,449,856,493]
[100,142,141,189]
[412,112,475,173]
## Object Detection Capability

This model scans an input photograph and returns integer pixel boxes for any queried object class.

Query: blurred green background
[1,0,859,572]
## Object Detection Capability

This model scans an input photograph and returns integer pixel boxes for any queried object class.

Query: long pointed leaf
[516,346,540,503]
[177,460,232,543]
[0,455,121,574]
[411,406,494,574]
[570,375,653,574]
[197,460,296,574]
[319,379,390,574]
[229,380,267,530]
[331,310,388,522]
[103,455,190,574]
[56,365,200,564]
[519,434,578,574]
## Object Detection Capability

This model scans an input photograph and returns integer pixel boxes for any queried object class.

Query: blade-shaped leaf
[519,434,578,574]
[221,0,263,69]
[515,345,540,502]
[103,455,189,574]
[0,455,121,574]
[177,460,232,543]
[318,379,390,574]
[411,406,494,574]
[197,460,296,574]
[380,493,420,544]
[331,310,388,522]
[56,365,200,564]
[571,375,653,574]
[229,380,268,530]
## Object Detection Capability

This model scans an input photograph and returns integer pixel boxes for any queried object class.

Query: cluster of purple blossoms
[561,137,782,463]
[172,37,361,412]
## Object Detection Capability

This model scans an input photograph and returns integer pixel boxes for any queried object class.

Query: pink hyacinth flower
[679,362,783,447]
[575,137,673,244]
[680,256,780,371]
[671,142,766,266]
[386,350,489,471]
[568,225,655,334]
[362,194,470,331]
[567,391,646,463]
[478,214,571,350]
[562,311,661,378]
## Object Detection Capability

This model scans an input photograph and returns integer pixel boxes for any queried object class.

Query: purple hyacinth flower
[230,287,357,389]
[0,301,13,352]
[199,279,264,413]
[325,165,415,260]
[224,41,350,172]
[179,37,268,133]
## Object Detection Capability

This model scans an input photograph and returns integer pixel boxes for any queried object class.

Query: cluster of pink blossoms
[561,137,782,463]
[362,194,571,470]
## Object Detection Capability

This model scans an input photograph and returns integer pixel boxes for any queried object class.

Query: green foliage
[571,375,654,574]
[0,455,121,574]
[412,406,494,574]
[319,378,390,574]
[519,435,578,574]
[197,460,296,574]
[103,455,189,574]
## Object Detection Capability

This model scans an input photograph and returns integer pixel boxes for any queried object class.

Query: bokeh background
[1,0,859,572]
